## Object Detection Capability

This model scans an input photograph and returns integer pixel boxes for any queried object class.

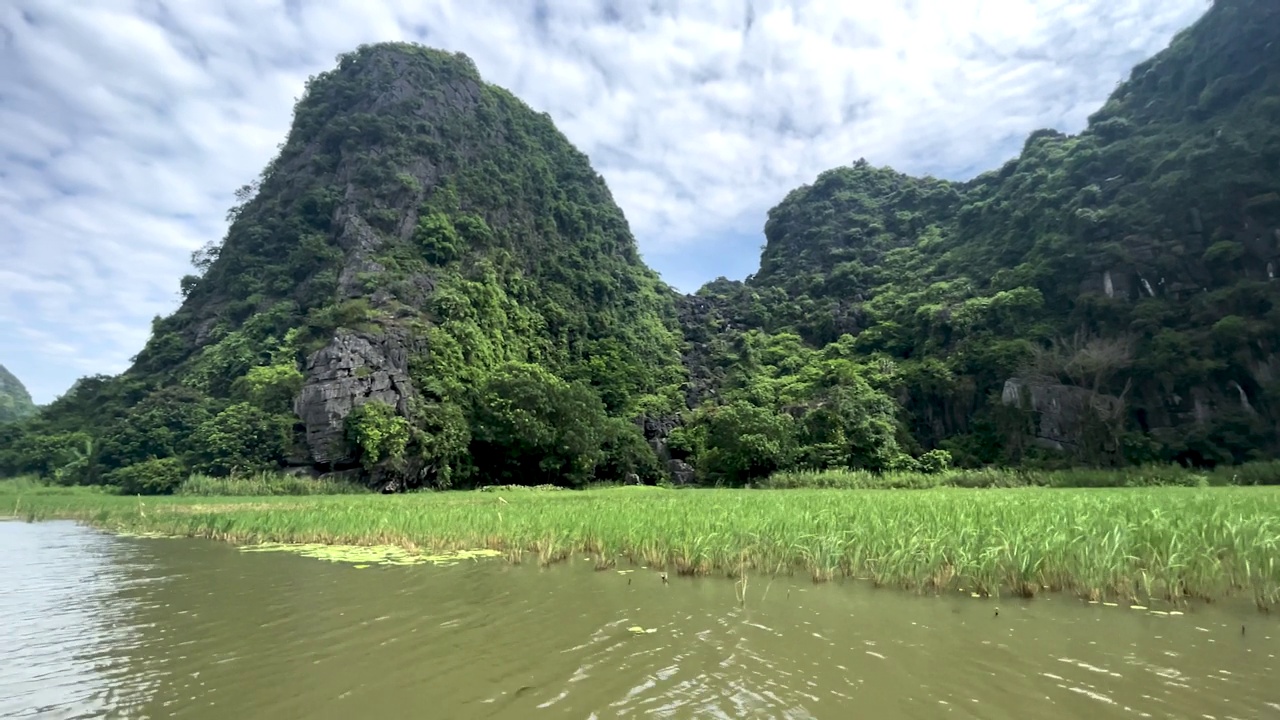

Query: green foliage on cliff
[0,365,36,424]
[0,43,683,492]
[685,0,1280,473]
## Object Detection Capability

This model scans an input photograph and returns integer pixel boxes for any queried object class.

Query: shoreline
[5,486,1279,611]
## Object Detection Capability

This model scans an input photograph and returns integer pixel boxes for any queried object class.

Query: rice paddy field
[5,482,1280,610]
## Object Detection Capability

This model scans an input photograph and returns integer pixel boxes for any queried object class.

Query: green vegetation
[176,473,369,497]
[2,1,1278,492]
[0,476,117,497]
[5,485,1279,609]
[0,43,682,493]
[761,460,1280,489]
[0,365,36,424]
[681,0,1280,477]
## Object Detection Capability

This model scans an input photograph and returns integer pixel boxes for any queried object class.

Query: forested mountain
[1,0,1277,491]
[0,365,35,424]
[0,44,684,491]
[676,0,1280,475]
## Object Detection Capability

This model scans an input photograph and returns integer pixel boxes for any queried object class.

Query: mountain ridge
[673,0,1279,473]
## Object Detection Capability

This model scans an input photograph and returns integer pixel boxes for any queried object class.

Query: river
[1,520,1276,719]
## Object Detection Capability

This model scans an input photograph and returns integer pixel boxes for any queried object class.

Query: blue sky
[0,0,1210,404]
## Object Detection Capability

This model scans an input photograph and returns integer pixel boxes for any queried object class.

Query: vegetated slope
[676,0,1280,477]
[0,43,684,492]
[0,364,35,424]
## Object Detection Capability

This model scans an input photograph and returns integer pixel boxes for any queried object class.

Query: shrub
[107,458,187,495]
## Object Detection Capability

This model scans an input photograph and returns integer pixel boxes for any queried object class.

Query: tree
[696,401,797,486]
[189,403,292,476]
[345,400,410,470]
[467,362,610,487]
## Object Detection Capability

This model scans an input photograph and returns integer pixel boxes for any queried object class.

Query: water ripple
[2,524,1276,719]
[0,521,156,718]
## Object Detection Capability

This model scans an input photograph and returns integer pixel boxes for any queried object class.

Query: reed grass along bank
[6,485,1279,611]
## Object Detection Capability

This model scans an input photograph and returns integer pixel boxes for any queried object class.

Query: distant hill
[0,364,36,424]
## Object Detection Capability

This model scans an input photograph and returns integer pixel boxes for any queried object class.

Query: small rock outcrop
[666,459,697,486]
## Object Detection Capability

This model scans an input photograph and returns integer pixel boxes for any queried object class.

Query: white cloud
[0,0,1209,403]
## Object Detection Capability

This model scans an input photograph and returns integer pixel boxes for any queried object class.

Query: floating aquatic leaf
[237,543,501,568]
[627,626,658,634]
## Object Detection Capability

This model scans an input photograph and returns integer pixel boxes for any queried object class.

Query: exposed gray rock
[667,459,696,486]
[640,414,683,464]
[294,328,419,465]
[333,210,388,299]
[1002,377,1123,450]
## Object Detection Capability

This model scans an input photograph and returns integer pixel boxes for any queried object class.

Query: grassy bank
[760,461,1280,489]
[4,484,1279,609]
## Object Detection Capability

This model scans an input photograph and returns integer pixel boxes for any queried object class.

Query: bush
[594,418,663,484]
[918,449,953,474]
[107,458,187,495]
[189,403,292,475]
[1210,460,1280,486]
[345,400,410,470]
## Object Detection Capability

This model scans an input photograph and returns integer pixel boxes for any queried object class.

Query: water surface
[1,520,1276,718]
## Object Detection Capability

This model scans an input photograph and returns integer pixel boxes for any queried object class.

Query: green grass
[760,461,1280,489]
[4,484,1279,610]
[176,472,371,497]
[0,476,120,496]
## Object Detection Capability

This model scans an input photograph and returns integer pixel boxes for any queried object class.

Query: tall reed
[6,485,1279,609]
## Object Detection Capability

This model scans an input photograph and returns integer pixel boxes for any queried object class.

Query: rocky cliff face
[294,329,420,465]
[0,364,36,424]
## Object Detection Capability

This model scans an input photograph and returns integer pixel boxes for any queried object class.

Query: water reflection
[1,521,1276,719]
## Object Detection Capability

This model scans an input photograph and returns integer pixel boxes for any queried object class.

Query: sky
[0,0,1211,404]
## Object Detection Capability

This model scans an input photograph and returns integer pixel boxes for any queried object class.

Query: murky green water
[2,520,1277,719]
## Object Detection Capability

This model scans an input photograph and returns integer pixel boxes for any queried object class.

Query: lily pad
[238,543,502,567]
